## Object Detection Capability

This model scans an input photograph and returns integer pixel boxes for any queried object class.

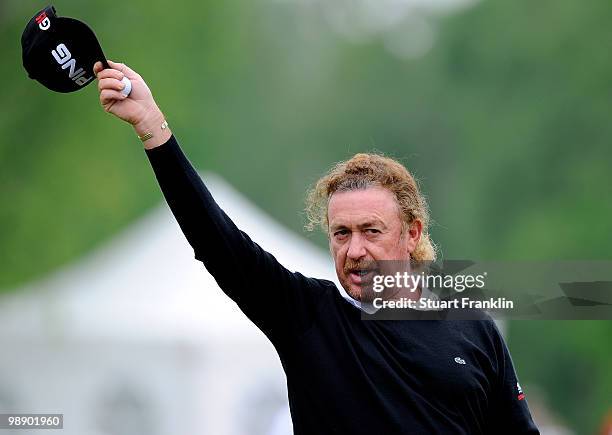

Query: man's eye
[366,228,380,234]
[334,230,349,237]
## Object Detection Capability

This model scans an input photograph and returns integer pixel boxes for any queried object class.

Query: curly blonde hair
[305,153,436,261]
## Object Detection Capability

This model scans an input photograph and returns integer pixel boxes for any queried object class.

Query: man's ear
[406,219,423,254]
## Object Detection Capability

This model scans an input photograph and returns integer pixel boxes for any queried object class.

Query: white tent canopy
[0,173,338,435]
[0,173,337,342]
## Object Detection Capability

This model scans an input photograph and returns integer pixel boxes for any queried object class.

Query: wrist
[133,109,172,150]
[133,108,164,136]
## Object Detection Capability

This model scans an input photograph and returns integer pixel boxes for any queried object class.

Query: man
[94,60,540,434]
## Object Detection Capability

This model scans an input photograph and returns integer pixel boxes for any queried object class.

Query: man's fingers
[100,89,126,107]
[107,60,140,79]
[96,68,124,81]
[98,77,125,93]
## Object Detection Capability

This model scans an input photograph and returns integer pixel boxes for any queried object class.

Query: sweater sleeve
[488,321,540,434]
[145,135,329,348]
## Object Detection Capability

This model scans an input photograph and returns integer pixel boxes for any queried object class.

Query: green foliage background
[1,0,610,431]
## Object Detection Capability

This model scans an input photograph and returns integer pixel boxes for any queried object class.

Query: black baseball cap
[21,5,108,93]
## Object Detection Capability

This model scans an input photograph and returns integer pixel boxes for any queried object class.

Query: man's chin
[344,285,376,304]
[345,287,361,301]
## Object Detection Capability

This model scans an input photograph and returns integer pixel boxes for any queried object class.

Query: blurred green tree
[0,0,610,431]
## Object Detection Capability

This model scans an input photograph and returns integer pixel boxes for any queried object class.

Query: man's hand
[94,60,171,149]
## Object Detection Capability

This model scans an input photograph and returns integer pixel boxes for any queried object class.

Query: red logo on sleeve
[517,382,525,401]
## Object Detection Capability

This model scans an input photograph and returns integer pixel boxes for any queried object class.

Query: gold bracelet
[138,120,169,142]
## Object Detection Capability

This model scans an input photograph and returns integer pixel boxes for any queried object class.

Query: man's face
[328,186,421,301]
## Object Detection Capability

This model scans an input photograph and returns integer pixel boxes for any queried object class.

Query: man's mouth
[348,269,377,283]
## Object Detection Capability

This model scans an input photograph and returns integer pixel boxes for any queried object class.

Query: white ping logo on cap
[51,43,94,86]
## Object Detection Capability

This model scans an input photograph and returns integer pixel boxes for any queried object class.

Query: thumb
[93,61,104,76]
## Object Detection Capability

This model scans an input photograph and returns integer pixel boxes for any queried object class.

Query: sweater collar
[337,285,442,314]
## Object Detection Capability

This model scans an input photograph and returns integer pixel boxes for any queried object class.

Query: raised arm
[94,61,331,348]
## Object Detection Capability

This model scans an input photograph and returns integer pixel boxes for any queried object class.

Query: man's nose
[346,233,366,260]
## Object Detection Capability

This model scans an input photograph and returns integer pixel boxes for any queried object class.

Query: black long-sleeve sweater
[145,135,540,435]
